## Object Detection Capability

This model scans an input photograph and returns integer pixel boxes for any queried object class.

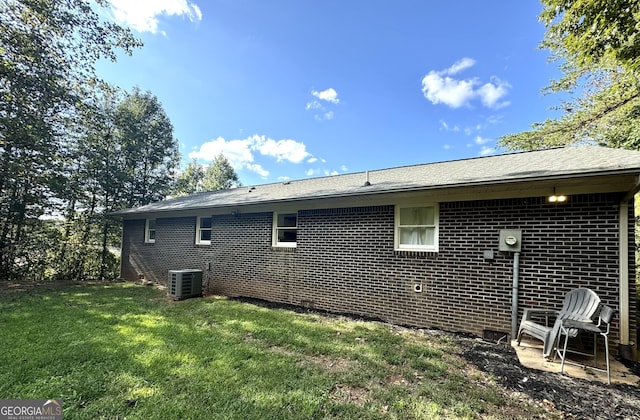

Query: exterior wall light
[548,194,567,203]
[548,187,568,203]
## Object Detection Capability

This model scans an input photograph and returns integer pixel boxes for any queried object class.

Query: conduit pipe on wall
[511,252,520,341]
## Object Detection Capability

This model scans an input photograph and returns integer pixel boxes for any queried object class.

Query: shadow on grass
[0,283,547,419]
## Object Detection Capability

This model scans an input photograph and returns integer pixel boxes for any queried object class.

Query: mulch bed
[457,336,640,419]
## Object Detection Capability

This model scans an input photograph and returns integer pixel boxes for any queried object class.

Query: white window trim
[394,203,439,252]
[145,218,156,244]
[273,211,298,248]
[196,216,212,245]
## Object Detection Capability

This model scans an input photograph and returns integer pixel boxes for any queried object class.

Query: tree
[172,154,241,196]
[499,0,640,151]
[58,86,179,281]
[172,159,205,196]
[202,154,242,191]
[0,0,141,280]
[540,0,640,74]
[116,87,180,208]
[56,84,126,281]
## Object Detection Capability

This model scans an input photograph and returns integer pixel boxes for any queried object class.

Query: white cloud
[245,163,269,178]
[477,77,511,109]
[421,72,476,108]
[315,111,334,121]
[108,0,202,34]
[421,58,510,109]
[312,88,340,104]
[189,136,253,166]
[340,165,348,172]
[189,134,311,177]
[306,88,340,120]
[307,157,318,164]
[474,136,491,145]
[443,144,452,150]
[487,115,504,125]
[445,57,476,75]
[313,111,335,121]
[480,146,496,156]
[305,101,321,110]
[256,137,310,163]
[439,120,460,132]
[306,166,341,177]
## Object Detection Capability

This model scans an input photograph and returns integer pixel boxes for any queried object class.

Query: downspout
[619,201,629,345]
[619,175,640,348]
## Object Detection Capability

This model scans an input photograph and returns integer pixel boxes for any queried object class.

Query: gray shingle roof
[113,146,640,216]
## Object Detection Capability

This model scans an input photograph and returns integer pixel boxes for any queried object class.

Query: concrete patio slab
[512,339,639,386]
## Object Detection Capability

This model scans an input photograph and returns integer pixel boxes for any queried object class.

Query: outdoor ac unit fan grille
[168,270,202,300]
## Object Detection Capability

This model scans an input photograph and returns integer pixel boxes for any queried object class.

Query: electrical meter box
[499,229,522,252]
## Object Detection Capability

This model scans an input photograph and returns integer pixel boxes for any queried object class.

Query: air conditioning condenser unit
[168,269,203,300]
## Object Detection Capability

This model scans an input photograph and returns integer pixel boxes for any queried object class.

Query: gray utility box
[499,229,522,252]
[168,269,203,300]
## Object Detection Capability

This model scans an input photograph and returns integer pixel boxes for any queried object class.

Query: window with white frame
[273,212,297,247]
[196,216,212,245]
[145,219,156,243]
[395,204,438,251]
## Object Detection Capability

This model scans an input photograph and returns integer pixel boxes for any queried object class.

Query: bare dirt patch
[268,344,361,374]
[330,384,370,406]
[302,354,359,373]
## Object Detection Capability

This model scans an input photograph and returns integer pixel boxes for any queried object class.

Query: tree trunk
[99,218,109,281]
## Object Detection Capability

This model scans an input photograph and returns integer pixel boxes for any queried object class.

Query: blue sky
[97,0,563,186]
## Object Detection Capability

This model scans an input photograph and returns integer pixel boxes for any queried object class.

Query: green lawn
[0,283,550,419]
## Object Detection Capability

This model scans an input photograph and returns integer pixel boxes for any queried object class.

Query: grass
[0,283,551,419]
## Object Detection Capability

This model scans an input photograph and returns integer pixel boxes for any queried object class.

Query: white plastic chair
[559,305,616,384]
[516,288,601,358]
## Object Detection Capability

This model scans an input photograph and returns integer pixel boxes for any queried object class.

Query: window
[145,219,156,243]
[395,204,438,251]
[196,216,212,245]
[273,212,297,247]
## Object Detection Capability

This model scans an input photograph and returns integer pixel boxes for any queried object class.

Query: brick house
[114,146,640,357]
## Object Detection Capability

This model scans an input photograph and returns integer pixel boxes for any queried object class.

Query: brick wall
[121,217,211,284]
[120,193,637,348]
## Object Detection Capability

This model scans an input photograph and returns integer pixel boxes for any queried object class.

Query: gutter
[111,169,640,218]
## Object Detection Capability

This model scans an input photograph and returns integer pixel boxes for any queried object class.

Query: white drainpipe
[619,176,640,347]
[619,201,629,345]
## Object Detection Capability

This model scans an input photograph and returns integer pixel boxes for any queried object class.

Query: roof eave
[111,168,640,218]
